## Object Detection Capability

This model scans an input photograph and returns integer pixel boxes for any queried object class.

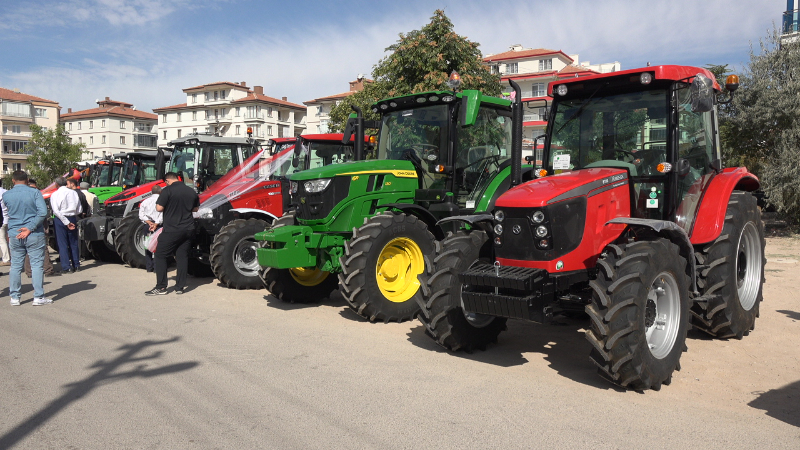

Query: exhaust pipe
[509,79,523,187]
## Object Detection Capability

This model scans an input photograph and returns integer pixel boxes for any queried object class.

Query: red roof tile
[484,48,573,63]
[61,105,157,120]
[152,103,188,112]
[558,65,599,75]
[0,87,58,104]
[231,93,305,110]
[182,81,252,92]
[304,90,356,105]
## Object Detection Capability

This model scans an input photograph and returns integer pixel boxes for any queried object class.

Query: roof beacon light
[247,127,253,137]
[448,71,462,91]
[640,72,653,85]
[725,74,740,92]
[556,84,568,96]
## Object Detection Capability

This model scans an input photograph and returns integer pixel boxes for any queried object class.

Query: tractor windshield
[168,144,198,188]
[457,106,513,208]
[548,89,668,176]
[289,141,353,175]
[377,104,448,189]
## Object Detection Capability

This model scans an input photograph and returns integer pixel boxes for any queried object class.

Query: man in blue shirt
[2,171,51,305]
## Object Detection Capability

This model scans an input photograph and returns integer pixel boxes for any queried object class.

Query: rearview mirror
[689,74,714,113]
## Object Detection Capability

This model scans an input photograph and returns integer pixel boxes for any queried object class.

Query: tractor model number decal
[227,190,241,199]
[339,170,418,178]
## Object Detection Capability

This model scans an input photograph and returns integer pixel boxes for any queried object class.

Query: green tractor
[255,77,531,322]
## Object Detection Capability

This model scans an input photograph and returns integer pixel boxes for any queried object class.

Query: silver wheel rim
[644,271,681,360]
[460,260,495,329]
[134,226,148,257]
[736,222,761,311]
[233,236,260,276]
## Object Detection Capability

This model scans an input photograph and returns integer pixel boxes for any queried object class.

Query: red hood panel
[496,168,629,208]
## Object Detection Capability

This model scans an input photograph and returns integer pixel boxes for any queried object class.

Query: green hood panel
[289,159,418,182]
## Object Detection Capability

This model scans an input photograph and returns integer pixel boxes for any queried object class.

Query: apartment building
[483,45,621,150]
[304,76,372,133]
[61,97,158,160]
[0,87,59,175]
[783,0,799,44]
[153,81,306,146]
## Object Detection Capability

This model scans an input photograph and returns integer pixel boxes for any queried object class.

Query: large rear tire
[585,239,690,391]
[691,191,765,339]
[417,230,507,351]
[86,240,120,263]
[339,212,435,323]
[115,212,150,269]
[210,218,269,290]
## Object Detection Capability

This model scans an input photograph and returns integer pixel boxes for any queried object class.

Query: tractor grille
[294,177,350,221]
[496,197,586,261]
[104,202,127,218]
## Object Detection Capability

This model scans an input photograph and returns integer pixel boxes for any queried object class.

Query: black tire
[585,239,690,391]
[339,212,436,323]
[210,218,269,290]
[86,240,120,262]
[691,191,765,339]
[417,230,507,351]
[115,212,150,269]
[258,213,338,303]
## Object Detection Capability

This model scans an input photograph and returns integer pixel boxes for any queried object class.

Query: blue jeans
[54,217,80,271]
[9,231,46,299]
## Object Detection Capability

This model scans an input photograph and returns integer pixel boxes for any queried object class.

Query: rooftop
[0,87,58,105]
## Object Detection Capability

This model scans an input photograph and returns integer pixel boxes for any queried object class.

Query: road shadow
[407,314,619,391]
[46,279,98,300]
[0,336,199,449]
[776,310,800,321]
[262,289,348,311]
[749,379,800,428]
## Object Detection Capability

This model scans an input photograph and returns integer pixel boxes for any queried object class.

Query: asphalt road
[0,239,798,449]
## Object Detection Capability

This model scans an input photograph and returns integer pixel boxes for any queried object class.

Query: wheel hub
[736,222,762,311]
[289,267,329,286]
[233,237,261,276]
[645,275,680,360]
[375,237,424,303]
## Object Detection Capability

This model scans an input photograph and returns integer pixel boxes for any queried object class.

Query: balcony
[133,125,155,133]
[243,112,265,122]
[205,114,232,125]
[1,149,33,158]
[0,111,33,123]
[784,9,799,35]
[1,131,32,137]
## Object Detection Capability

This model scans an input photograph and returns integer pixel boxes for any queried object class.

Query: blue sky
[0,0,786,113]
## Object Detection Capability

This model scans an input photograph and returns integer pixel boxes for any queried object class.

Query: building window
[101,119,106,128]
[220,90,226,100]
[214,91,219,100]
[78,137,82,143]
[193,128,197,133]
[205,92,210,101]
[235,107,240,117]
[267,107,273,117]
[163,131,167,139]
[192,111,197,121]
[235,125,240,135]
[267,125,273,136]
[35,108,47,118]
[192,93,197,103]
[89,120,93,129]
[120,136,125,145]
[78,122,82,130]
[102,135,106,144]
[539,59,552,71]
[120,120,125,129]
[177,112,182,122]
[490,65,499,75]
[162,114,167,123]
[205,110,209,119]
[68,123,72,131]
[531,83,546,97]
[506,63,518,74]
[90,136,94,144]
[177,129,182,138]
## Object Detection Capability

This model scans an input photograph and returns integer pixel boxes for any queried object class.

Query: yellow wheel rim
[375,237,424,303]
[289,267,329,287]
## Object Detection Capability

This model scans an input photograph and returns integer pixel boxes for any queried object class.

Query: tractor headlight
[556,84,568,96]
[530,210,545,224]
[535,225,548,238]
[290,181,298,194]
[195,207,213,219]
[304,178,332,193]
[494,224,503,236]
[494,210,505,223]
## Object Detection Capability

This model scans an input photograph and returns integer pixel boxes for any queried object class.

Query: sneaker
[145,287,168,296]
[175,286,189,295]
[10,298,20,306]
[32,297,53,306]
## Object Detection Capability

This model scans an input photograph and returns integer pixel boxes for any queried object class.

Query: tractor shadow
[262,289,349,311]
[748,379,800,428]
[406,314,621,391]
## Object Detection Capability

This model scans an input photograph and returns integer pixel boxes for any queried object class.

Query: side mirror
[293,137,304,156]
[291,156,299,168]
[689,73,714,113]
[676,158,691,177]
[200,145,211,170]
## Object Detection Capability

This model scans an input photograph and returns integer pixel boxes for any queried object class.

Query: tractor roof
[550,65,721,95]
[168,133,254,146]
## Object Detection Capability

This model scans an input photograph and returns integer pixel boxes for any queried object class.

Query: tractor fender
[229,208,280,223]
[378,203,444,239]
[437,214,495,237]
[606,217,698,294]
[690,168,760,245]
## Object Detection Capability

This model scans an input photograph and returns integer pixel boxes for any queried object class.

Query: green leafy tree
[25,124,84,185]
[725,29,800,222]
[328,9,501,132]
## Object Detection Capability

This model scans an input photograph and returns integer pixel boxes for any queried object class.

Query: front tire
[691,191,765,339]
[585,239,690,391]
[417,230,507,351]
[339,212,435,323]
[210,218,269,290]
[115,212,149,269]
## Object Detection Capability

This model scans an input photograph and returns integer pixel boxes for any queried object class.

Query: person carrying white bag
[139,185,163,273]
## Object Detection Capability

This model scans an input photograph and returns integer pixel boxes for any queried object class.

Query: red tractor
[418,65,765,391]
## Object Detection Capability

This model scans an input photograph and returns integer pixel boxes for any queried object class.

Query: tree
[328,9,500,132]
[724,28,800,222]
[25,124,85,185]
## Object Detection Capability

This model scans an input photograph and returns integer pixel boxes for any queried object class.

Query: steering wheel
[410,144,439,162]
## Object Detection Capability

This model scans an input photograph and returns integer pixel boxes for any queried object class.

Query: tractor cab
[165,133,260,191]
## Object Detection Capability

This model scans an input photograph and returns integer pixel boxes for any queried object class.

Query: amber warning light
[247,127,253,137]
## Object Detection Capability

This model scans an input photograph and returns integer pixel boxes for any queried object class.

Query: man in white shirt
[80,182,99,216]
[50,176,83,273]
[0,186,10,266]
[138,184,162,272]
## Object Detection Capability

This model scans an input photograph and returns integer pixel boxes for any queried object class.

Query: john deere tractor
[416,65,765,391]
[255,77,532,322]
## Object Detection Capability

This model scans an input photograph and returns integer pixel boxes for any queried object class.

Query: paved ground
[0,237,798,449]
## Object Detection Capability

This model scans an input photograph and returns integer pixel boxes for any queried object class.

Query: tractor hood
[104,179,163,206]
[496,167,629,208]
[288,159,418,182]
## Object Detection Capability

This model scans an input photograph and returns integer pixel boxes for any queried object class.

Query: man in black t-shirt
[145,172,200,295]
